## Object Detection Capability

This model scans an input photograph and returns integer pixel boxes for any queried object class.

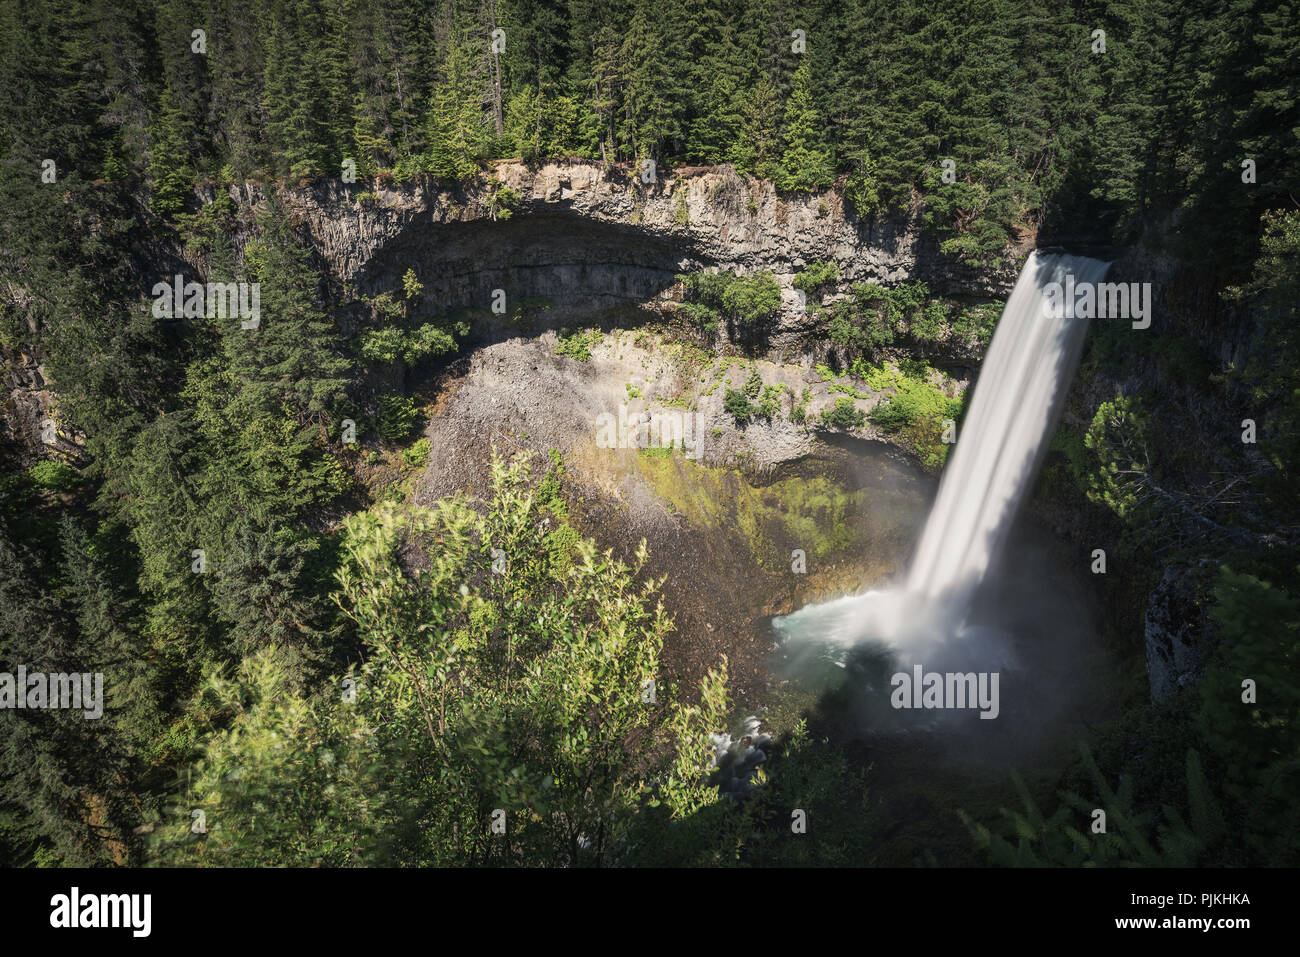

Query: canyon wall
[273,159,1019,351]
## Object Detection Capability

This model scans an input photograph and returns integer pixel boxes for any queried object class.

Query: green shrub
[358,272,466,366]
[723,272,781,325]
[829,382,870,399]
[673,191,689,225]
[821,396,865,430]
[792,387,812,423]
[952,301,1001,346]
[488,182,521,221]
[677,269,781,328]
[962,746,1228,866]
[158,453,735,868]
[911,300,947,343]
[1080,393,1151,521]
[830,280,955,354]
[793,260,839,294]
[403,438,431,467]
[724,388,755,424]
[830,296,892,352]
[536,449,568,519]
[26,460,78,491]
[555,328,602,361]
[359,322,461,365]
[757,383,786,419]
[544,521,581,572]
[868,366,963,469]
[869,375,960,432]
[850,358,896,391]
[678,302,721,336]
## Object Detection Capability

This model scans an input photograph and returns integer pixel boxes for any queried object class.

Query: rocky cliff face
[1,346,53,466]
[285,159,1018,292]
[273,160,1019,353]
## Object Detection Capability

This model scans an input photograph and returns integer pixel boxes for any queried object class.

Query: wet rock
[710,716,774,797]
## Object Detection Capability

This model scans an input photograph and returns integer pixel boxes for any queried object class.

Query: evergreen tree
[207,0,269,178]
[619,0,683,161]
[227,202,351,427]
[0,522,137,864]
[673,0,744,164]
[424,10,494,180]
[149,83,195,215]
[56,515,160,748]
[260,0,348,179]
[211,518,326,673]
[734,74,782,178]
[778,57,834,191]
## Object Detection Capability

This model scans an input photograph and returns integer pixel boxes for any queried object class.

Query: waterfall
[772,251,1111,655]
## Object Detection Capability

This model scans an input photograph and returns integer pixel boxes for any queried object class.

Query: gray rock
[1144,561,1218,700]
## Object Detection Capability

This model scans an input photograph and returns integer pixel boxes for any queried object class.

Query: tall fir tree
[777,57,834,191]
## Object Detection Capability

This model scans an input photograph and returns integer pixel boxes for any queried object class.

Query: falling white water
[773,251,1111,657]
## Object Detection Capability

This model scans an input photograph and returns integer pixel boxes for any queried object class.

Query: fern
[963,745,1225,866]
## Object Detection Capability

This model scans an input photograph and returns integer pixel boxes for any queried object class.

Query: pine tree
[152,0,210,170]
[674,0,745,164]
[734,74,781,178]
[424,10,493,180]
[208,0,269,178]
[149,83,195,215]
[228,202,351,427]
[261,0,346,180]
[211,518,325,676]
[585,22,623,163]
[0,521,137,865]
[56,515,162,751]
[619,0,682,161]
[777,57,834,191]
